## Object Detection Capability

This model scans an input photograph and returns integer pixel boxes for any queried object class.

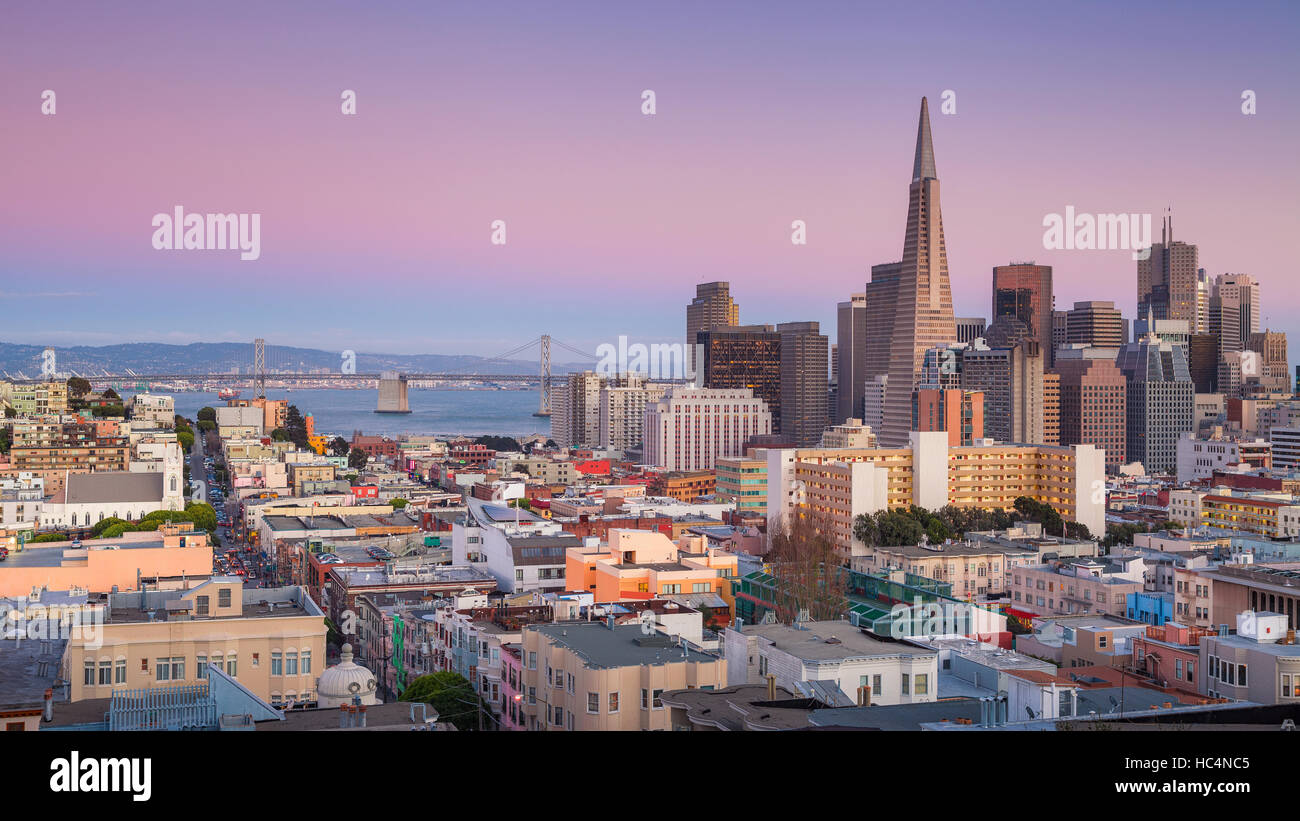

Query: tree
[329,436,350,457]
[399,671,485,731]
[102,388,120,401]
[284,405,310,449]
[0,426,9,455]
[91,517,128,537]
[197,419,216,433]
[270,428,290,442]
[474,435,519,452]
[766,509,849,623]
[197,406,217,423]
[67,377,91,397]
[92,404,125,418]
[348,447,369,470]
[177,430,195,450]
[30,533,70,543]
[389,497,409,509]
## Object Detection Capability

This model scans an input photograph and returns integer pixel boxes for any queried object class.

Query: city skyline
[3,0,1298,364]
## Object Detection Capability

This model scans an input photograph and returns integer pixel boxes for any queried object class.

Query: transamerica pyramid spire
[912,96,937,182]
[879,96,957,447]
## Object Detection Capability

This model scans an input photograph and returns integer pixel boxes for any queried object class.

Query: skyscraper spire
[912,96,937,182]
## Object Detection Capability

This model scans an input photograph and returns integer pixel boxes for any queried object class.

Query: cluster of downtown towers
[685,97,1276,475]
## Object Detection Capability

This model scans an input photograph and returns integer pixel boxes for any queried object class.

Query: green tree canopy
[329,436,350,457]
[399,671,484,731]
[348,447,369,470]
[197,406,217,423]
[177,430,195,450]
[389,497,409,509]
[102,387,120,401]
[66,377,91,397]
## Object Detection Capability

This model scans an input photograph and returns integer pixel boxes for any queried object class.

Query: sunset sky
[3,0,1297,364]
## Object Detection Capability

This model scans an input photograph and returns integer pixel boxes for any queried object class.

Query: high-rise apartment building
[863,261,902,384]
[778,321,829,447]
[1214,273,1260,347]
[551,371,606,448]
[1043,371,1061,446]
[598,375,670,451]
[686,281,740,374]
[1247,331,1290,395]
[642,387,772,472]
[1117,332,1195,473]
[880,98,957,446]
[836,294,868,423]
[699,325,782,432]
[1066,300,1124,348]
[992,263,1053,364]
[1187,333,1220,394]
[1138,214,1203,331]
[1053,348,1127,469]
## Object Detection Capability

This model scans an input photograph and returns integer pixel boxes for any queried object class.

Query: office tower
[992,263,1053,363]
[961,339,1045,444]
[983,314,1033,349]
[1188,333,1220,393]
[699,324,782,432]
[686,281,740,373]
[1043,371,1061,445]
[1137,214,1203,331]
[1117,331,1195,474]
[1052,310,1069,353]
[1054,348,1128,470]
[917,343,966,389]
[1247,330,1290,394]
[1215,273,1261,344]
[1133,316,1191,350]
[863,261,902,383]
[880,98,957,446]
[777,321,829,447]
[836,293,868,423]
[1066,300,1124,348]
[955,317,986,344]
[643,387,772,472]
[913,388,984,446]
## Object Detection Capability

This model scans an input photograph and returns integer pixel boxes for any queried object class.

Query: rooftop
[740,621,936,662]
[530,622,718,669]
[0,635,67,708]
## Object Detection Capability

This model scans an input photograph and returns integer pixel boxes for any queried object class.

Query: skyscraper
[880,97,957,446]
[699,325,782,432]
[1066,300,1124,348]
[1117,331,1194,474]
[1137,214,1203,332]
[686,281,739,374]
[778,321,829,447]
[961,339,1045,445]
[955,317,987,345]
[992,263,1053,364]
[1054,348,1127,470]
[835,293,868,423]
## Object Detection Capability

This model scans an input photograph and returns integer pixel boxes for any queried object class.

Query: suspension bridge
[6,336,654,416]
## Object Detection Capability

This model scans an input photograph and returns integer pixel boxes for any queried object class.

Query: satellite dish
[1025,706,1036,719]
[1108,695,1119,708]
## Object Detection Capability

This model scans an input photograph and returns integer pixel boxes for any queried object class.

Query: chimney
[358,705,368,727]
[765,674,775,701]
[42,688,54,722]
[606,615,615,631]
[339,705,349,729]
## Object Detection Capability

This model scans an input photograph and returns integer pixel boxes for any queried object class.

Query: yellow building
[768,432,1106,558]
[1198,492,1300,538]
[62,577,326,707]
[519,620,726,731]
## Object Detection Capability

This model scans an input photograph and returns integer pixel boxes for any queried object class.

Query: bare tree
[765,508,849,623]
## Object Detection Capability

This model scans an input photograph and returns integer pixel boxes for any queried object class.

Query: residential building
[643,387,772,472]
[912,388,984,446]
[128,393,175,428]
[1175,432,1271,484]
[715,457,767,516]
[818,418,879,449]
[1053,347,1127,469]
[961,339,1045,444]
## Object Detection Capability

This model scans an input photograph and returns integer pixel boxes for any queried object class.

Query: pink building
[500,644,526,731]
[1130,622,1215,695]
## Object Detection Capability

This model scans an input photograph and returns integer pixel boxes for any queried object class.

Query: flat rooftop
[531,622,718,669]
[740,621,936,662]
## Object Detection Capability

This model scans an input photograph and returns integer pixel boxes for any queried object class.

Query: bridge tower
[533,334,552,417]
[254,338,266,399]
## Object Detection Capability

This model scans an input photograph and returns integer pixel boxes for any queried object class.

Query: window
[227,656,237,677]
[662,584,681,595]
[915,674,928,695]
[171,657,185,680]
[587,692,599,713]
[609,691,619,712]
[515,569,524,582]
[156,658,171,682]
[271,651,283,676]
[652,689,663,708]
[197,654,208,678]
[901,674,910,696]
[1284,674,1293,698]
[286,651,298,676]
[218,588,231,608]
[84,660,95,686]
[302,651,311,675]
[641,688,649,709]
[692,582,711,593]
[567,673,575,694]
[528,686,536,704]
[114,659,126,684]
[196,596,209,616]
[527,652,536,670]
[98,661,111,685]
[873,674,882,698]
[552,706,563,726]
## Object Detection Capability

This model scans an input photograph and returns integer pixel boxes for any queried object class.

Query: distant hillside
[0,342,590,378]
